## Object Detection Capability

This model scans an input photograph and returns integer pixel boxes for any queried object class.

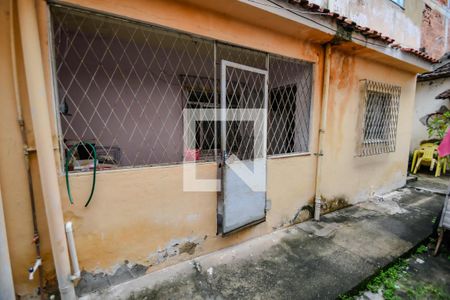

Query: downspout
[0,185,15,300]
[10,0,45,297]
[314,43,332,221]
[17,1,76,299]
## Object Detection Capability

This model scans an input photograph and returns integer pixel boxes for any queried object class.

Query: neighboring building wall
[411,77,450,151]
[307,0,450,59]
[421,0,450,59]
[319,48,417,203]
[308,0,424,49]
[0,0,422,297]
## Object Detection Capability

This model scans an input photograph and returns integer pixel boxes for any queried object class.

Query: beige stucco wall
[411,78,450,152]
[48,0,323,286]
[60,154,318,274]
[0,0,420,297]
[0,1,38,294]
[319,48,417,203]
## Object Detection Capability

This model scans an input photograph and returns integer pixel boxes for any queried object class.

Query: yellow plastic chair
[410,142,438,173]
[411,148,423,173]
[435,156,448,177]
[420,142,437,148]
[413,145,438,174]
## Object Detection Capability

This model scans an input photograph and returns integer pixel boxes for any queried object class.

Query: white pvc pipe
[29,258,42,281]
[0,185,15,300]
[17,1,76,299]
[314,43,332,221]
[65,222,80,280]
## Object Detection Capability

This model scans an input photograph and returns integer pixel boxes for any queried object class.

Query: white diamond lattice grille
[50,5,314,172]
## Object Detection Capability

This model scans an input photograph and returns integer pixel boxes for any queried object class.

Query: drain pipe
[65,222,81,281]
[10,0,45,296]
[314,43,332,221]
[0,185,15,300]
[17,1,76,299]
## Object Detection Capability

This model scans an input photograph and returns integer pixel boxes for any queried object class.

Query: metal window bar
[268,55,313,155]
[50,5,314,172]
[358,80,401,157]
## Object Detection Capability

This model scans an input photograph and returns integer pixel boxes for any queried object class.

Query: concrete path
[407,173,449,195]
[82,181,445,300]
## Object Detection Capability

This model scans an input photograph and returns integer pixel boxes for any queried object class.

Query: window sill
[63,160,217,176]
[363,139,390,144]
[268,152,311,159]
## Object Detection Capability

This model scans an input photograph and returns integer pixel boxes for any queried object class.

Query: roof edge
[240,0,437,70]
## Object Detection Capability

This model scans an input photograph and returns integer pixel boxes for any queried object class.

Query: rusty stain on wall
[320,196,350,215]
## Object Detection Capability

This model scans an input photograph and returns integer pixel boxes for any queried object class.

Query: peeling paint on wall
[75,262,148,296]
[74,237,204,295]
[148,237,203,266]
[291,205,314,225]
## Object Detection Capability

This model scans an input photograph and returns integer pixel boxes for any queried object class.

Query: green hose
[65,142,97,207]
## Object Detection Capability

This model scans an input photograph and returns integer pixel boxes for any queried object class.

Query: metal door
[221,60,268,234]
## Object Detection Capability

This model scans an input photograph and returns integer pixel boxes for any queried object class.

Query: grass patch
[405,283,450,300]
[366,260,407,300]
[339,260,408,300]
[415,245,428,254]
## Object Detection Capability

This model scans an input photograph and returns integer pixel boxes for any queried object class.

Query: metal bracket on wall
[25,147,59,153]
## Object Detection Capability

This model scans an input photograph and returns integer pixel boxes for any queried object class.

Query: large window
[358,80,401,156]
[50,5,313,172]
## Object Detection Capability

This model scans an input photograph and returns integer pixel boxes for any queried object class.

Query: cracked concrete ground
[80,177,445,300]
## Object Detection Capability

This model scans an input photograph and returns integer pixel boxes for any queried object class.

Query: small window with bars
[358,80,401,156]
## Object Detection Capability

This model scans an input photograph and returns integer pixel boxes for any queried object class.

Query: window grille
[50,5,313,172]
[358,80,401,157]
[268,56,313,155]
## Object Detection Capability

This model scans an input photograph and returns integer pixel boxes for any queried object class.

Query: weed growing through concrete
[405,283,449,299]
[366,260,408,300]
[339,260,408,300]
[416,245,428,254]
[340,240,450,300]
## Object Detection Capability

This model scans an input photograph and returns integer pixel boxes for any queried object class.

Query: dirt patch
[291,205,314,225]
[321,196,350,214]
[178,241,198,255]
